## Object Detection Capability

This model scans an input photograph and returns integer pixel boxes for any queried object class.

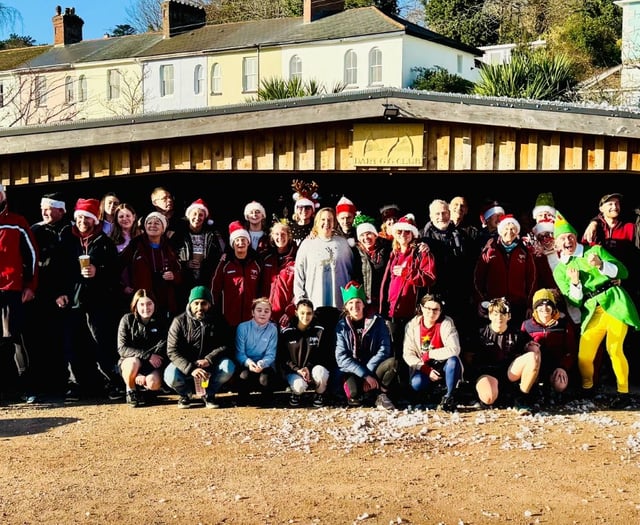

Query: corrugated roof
[0,45,51,71]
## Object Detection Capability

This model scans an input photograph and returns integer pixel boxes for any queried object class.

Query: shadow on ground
[0,416,80,438]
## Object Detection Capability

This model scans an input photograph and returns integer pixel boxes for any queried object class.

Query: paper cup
[78,255,91,269]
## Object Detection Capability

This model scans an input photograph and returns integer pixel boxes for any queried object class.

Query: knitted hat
[74,198,100,223]
[393,213,419,237]
[188,285,212,304]
[479,201,505,225]
[553,211,577,237]
[185,198,209,219]
[292,179,320,209]
[599,193,623,207]
[532,288,556,309]
[353,213,377,238]
[244,201,266,220]
[145,211,167,232]
[380,204,401,221]
[41,192,66,213]
[335,196,356,216]
[229,220,250,244]
[532,218,554,236]
[341,280,366,304]
[532,192,556,219]
[497,214,520,236]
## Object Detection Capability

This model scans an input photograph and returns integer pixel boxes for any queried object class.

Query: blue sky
[1,0,134,45]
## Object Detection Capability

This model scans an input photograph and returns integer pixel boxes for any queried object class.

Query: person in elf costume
[552,211,640,409]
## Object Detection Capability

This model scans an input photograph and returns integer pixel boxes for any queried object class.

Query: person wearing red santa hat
[56,197,123,402]
[171,198,226,306]
[335,195,357,246]
[242,200,270,255]
[211,220,262,331]
[473,214,537,327]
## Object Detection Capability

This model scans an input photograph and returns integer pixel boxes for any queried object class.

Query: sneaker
[177,395,191,409]
[23,394,38,404]
[126,390,139,408]
[108,384,125,401]
[312,393,324,408]
[609,393,632,410]
[375,392,396,411]
[347,395,363,407]
[65,386,80,402]
[204,395,220,409]
[514,396,532,416]
[438,394,456,412]
[289,394,301,407]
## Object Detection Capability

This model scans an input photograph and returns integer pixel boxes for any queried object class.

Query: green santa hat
[353,212,377,238]
[553,211,577,237]
[532,192,556,219]
[341,280,367,304]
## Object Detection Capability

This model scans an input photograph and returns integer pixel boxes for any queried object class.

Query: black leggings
[342,357,397,399]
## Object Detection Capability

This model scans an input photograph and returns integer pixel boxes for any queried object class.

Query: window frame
[160,64,175,97]
[210,63,221,94]
[107,69,121,100]
[242,57,258,93]
[194,64,203,95]
[344,50,358,86]
[289,55,302,81]
[368,47,382,86]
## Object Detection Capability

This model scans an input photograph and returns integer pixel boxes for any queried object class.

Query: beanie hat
[380,204,400,221]
[229,220,250,244]
[532,218,554,236]
[292,179,320,209]
[243,201,266,220]
[553,211,577,237]
[532,288,556,309]
[353,213,378,238]
[479,201,505,225]
[74,198,100,223]
[185,198,209,219]
[188,285,212,304]
[532,192,556,219]
[41,192,66,213]
[393,213,419,238]
[145,211,167,231]
[497,214,520,236]
[341,280,367,304]
[336,196,356,216]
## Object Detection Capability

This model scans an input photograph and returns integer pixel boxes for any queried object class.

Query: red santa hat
[229,220,250,244]
[185,198,209,219]
[74,198,100,223]
[335,196,356,216]
[243,201,266,220]
[393,213,419,238]
[497,214,521,236]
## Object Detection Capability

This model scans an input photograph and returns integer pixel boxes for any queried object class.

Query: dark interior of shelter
[8,171,640,231]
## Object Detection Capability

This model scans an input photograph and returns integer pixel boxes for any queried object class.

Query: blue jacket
[335,314,391,378]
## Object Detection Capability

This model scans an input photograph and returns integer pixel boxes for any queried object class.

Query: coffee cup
[78,255,91,270]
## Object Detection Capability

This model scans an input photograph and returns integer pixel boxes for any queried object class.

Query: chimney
[52,6,84,46]
[303,0,345,23]
[162,0,206,39]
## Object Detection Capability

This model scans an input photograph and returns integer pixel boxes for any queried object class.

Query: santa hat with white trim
[74,198,100,223]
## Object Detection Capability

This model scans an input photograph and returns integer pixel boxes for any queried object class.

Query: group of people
[1,180,639,412]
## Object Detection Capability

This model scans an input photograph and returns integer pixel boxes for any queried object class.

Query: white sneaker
[375,392,395,411]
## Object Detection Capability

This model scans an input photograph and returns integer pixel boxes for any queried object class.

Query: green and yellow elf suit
[552,211,640,394]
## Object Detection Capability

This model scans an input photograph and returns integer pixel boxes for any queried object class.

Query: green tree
[410,66,474,93]
[474,48,579,101]
[110,24,137,37]
[423,0,499,47]
[0,33,35,49]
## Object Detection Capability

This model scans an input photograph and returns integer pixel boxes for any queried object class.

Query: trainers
[289,394,301,407]
[312,393,324,408]
[438,394,456,412]
[126,390,139,408]
[514,396,532,416]
[609,393,632,410]
[204,395,220,409]
[65,386,80,402]
[347,396,363,407]
[375,392,396,411]
[108,384,125,401]
[177,395,191,409]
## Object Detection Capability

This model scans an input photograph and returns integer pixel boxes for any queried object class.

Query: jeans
[410,355,462,397]
[164,358,236,397]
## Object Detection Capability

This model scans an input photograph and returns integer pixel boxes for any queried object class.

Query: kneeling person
[164,286,236,408]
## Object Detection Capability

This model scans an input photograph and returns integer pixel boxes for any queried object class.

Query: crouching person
[164,286,236,409]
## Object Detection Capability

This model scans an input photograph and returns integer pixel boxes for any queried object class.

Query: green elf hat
[553,211,577,237]
[353,212,377,238]
[532,192,556,218]
[341,280,367,304]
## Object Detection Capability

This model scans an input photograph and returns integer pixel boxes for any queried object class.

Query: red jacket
[211,252,262,328]
[0,205,39,293]
[261,244,297,323]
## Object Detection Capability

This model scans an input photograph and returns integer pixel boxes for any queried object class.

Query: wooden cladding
[3,121,640,187]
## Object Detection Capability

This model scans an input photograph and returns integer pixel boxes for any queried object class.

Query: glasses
[421,305,441,312]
